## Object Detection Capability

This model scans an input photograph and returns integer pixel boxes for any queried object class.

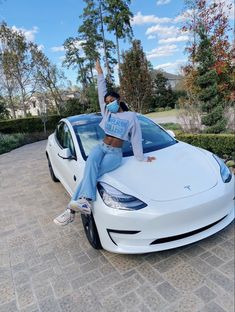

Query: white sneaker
[53,208,75,226]
[69,198,92,215]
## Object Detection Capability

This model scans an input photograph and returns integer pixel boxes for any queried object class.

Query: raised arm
[95,60,107,116]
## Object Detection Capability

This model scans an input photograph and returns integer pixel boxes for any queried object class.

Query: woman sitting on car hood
[54,60,156,226]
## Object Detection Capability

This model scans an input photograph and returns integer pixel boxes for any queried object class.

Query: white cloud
[154,59,187,72]
[147,35,157,40]
[132,11,193,26]
[173,9,193,23]
[146,24,180,37]
[11,25,38,42]
[156,0,171,6]
[51,46,64,52]
[146,44,179,59]
[158,35,189,44]
[53,39,84,54]
[131,11,172,25]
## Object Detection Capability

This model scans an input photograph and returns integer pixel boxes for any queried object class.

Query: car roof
[66,113,102,126]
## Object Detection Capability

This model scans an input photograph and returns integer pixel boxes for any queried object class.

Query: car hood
[100,142,218,201]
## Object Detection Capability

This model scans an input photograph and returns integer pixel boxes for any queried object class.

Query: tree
[103,0,133,77]
[0,23,37,117]
[120,40,153,113]
[195,25,226,133]
[78,0,115,83]
[153,71,176,109]
[63,37,88,89]
[0,63,18,118]
[183,0,233,100]
[86,82,99,112]
[0,22,64,118]
[60,98,85,117]
[98,0,112,83]
[31,45,65,115]
[0,95,10,119]
[183,0,232,63]
[181,0,233,132]
[78,0,102,83]
[64,0,117,87]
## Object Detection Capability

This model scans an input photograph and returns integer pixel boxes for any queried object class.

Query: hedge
[175,131,235,158]
[0,115,63,134]
[0,132,50,155]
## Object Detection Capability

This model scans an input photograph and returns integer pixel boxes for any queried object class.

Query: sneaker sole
[53,218,74,226]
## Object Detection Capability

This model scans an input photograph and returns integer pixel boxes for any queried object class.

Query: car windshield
[73,115,177,159]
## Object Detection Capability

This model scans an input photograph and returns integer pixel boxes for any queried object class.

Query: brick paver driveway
[0,140,234,312]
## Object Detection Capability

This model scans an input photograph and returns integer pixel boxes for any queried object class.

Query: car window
[74,122,104,157]
[63,124,76,157]
[73,116,177,159]
[55,122,64,147]
[56,122,76,157]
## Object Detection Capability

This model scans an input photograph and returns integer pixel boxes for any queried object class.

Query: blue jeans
[71,142,122,202]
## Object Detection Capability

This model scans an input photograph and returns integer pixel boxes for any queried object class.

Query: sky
[0,0,234,86]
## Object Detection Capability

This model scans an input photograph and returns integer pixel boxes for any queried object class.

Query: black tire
[81,213,102,249]
[47,156,60,182]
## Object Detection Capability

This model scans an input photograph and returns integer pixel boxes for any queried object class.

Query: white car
[46,113,234,254]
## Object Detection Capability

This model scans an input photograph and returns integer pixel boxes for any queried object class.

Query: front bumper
[94,177,234,254]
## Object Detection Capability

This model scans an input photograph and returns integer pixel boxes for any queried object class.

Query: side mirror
[58,148,75,160]
[166,130,176,138]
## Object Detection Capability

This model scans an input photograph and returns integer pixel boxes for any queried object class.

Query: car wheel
[81,213,102,249]
[47,156,59,182]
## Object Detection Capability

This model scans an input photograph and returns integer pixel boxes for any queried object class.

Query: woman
[54,60,156,226]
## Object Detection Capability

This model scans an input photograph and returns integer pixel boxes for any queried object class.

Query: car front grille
[150,215,227,245]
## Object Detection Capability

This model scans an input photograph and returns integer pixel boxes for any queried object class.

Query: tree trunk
[98,0,111,83]
[89,62,94,83]
[8,94,16,118]
[48,86,61,115]
[21,91,27,117]
[115,29,121,83]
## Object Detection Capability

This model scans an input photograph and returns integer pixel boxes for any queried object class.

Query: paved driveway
[0,140,234,312]
[151,116,179,124]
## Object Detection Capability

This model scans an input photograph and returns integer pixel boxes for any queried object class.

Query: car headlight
[213,154,232,183]
[97,182,147,210]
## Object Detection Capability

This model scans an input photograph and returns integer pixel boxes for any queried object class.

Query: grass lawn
[144,109,182,118]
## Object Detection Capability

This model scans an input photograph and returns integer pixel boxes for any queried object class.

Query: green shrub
[160,123,182,131]
[155,107,165,112]
[0,115,62,134]
[0,132,50,154]
[0,133,24,154]
[175,132,235,158]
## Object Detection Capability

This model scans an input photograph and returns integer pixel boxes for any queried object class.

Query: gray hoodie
[98,74,145,161]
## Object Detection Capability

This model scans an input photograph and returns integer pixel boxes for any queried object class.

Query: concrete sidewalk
[0,140,234,312]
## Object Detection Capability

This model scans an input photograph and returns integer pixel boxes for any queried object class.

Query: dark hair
[104,91,120,101]
[120,101,129,111]
[104,91,129,111]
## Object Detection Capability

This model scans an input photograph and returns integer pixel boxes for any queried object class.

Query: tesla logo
[184,185,192,191]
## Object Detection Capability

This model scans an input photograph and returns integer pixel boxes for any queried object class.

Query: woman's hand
[145,156,156,162]
[95,59,103,74]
